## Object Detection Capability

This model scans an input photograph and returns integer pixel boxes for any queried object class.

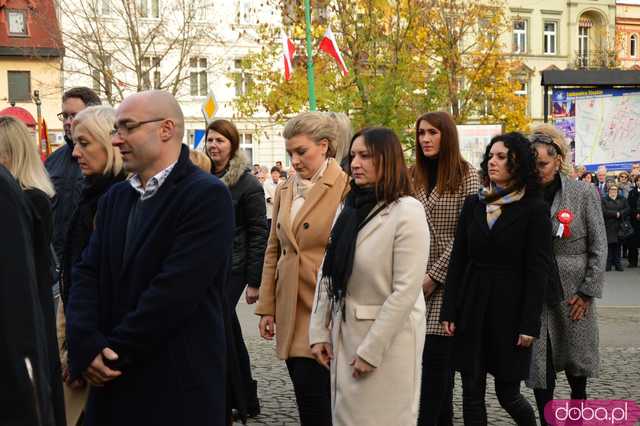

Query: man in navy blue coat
[66,91,234,426]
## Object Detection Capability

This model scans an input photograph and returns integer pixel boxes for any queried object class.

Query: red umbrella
[0,106,37,128]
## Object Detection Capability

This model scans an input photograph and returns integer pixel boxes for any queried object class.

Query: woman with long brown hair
[204,118,268,420]
[309,127,428,426]
[413,111,480,426]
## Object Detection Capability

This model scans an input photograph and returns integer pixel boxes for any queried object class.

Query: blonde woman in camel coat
[256,112,350,425]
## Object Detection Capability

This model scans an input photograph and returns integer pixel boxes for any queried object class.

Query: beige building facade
[617,1,640,69]
[1,0,64,141]
[504,0,616,121]
[0,57,64,137]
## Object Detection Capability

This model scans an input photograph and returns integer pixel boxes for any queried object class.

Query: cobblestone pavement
[236,337,640,425]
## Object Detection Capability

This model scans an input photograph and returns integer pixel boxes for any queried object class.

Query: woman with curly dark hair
[440,132,551,425]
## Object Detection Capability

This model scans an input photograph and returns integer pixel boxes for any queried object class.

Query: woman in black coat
[205,119,268,419]
[441,132,550,426]
[0,116,65,426]
[627,176,640,268]
[58,106,127,425]
[601,185,630,271]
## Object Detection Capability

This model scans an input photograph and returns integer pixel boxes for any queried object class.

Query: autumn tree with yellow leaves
[235,0,529,147]
[419,0,530,131]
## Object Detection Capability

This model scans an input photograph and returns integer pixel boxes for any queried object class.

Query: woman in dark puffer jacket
[205,119,268,420]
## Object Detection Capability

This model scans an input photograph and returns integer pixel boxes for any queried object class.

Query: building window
[193,0,208,21]
[515,78,529,114]
[631,34,638,58]
[240,133,253,163]
[190,57,208,96]
[138,0,159,18]
[8,71,31,102]
[7,10,28,36]
[237,0,254,25]
[234,59,253,97]
[92,55,113,98]
[515,80,528,97]
[100,0,111,16]
[143,57,161,90]
[513,20,527,54]
[543,21,557,55]
[578,25,589,67]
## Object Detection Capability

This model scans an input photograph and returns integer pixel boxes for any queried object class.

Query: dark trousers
[461,372,536,426]
[418,334,454,426]
[628,246,638,267]
[285,357,332,426]
[226,274,258,410]
[533,337,588,426]
[606,242,622,269]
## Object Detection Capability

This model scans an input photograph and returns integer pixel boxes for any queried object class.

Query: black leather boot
[247,380,260,418]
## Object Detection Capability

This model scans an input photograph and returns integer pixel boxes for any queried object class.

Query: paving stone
[237,337,640,425]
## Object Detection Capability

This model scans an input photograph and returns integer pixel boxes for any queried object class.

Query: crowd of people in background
[574,162,640,270]
[0,85,638,426]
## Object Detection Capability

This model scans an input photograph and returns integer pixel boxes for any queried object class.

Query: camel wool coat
[309,197,428,426]
[256,160,349,359]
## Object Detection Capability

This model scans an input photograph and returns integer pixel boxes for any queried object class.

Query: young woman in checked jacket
[412,111,480,426]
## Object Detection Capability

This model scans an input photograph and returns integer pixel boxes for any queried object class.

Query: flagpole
[303,0,317,111]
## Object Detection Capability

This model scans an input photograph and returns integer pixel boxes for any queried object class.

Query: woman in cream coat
[309,127,428,426]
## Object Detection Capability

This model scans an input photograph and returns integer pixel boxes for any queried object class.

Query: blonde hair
[189,149,212,172]
[326,112,352,165]
[530,123,572,176]
[0,116,55,197]
[72,106,123,176]
[283,111,338,158]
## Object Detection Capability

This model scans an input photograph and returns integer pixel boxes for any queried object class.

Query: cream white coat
[309,196,429,426]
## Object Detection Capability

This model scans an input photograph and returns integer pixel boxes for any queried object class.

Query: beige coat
[256,160,349,359]
[309,197,429,426]
[56,302,89,426]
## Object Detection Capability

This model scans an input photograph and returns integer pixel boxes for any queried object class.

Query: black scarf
[425,157,438,195]
[543,173,561,209]
[60,171,127,305]
[322,181,383,315]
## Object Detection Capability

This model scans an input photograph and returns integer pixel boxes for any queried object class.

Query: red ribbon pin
[556,209,574,238]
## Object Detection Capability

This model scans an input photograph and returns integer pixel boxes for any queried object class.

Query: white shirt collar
[128,161,177,201]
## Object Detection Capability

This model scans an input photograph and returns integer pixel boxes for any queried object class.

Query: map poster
[457,124,503,169]
[552,88,640,172]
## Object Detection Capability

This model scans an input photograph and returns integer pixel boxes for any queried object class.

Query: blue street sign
[194,129,206,149]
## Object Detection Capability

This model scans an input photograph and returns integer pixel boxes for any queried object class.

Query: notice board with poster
[551,88,640,172]
[457,124,503,169]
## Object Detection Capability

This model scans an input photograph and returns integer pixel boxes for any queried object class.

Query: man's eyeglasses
[110,118,166,137]
[57,112,77,122]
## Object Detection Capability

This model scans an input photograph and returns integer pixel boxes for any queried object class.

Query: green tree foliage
[235,0,529,148]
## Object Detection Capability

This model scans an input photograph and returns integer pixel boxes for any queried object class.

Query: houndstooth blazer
[415,165,481,336]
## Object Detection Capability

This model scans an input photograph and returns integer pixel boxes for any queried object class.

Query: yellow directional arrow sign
[201,91,218,123]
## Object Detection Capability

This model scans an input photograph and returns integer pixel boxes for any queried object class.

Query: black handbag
[618,219,634,240]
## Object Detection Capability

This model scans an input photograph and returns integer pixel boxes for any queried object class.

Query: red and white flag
[282,31,296,81]
[38,117,50,161]
[318,26,349,77]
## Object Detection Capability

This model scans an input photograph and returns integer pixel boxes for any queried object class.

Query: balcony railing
[575,49,618,69]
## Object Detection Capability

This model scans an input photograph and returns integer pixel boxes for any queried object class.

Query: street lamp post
[32,90,44,155]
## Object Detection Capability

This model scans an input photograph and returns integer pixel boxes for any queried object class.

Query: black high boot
[247,380,260,418]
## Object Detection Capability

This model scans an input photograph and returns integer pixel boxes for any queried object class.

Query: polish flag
[318,26,349,77]
[282,31,296,81]
[38,117,50,161]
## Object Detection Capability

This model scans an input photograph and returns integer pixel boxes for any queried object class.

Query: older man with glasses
[65,90,235,426]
